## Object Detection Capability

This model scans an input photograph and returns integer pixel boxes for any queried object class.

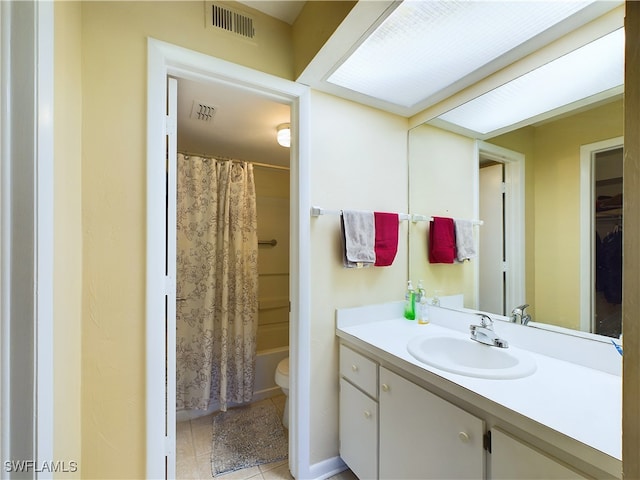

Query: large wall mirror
[409,98,623,339]
[408,12,624,339]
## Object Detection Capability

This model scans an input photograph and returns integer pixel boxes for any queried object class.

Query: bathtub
[176,345,289,421]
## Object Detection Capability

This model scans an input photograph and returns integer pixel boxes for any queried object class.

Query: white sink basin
[407,335,537,379]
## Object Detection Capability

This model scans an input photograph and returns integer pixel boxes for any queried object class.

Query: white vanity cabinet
[490,428,588,479]
[339,344,486,480]
[378,367,485,479]
[339,345,378,480]
[337,308,621,479]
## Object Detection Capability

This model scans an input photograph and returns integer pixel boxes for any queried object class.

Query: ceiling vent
[190,101,217,122]
[208,3,255,40]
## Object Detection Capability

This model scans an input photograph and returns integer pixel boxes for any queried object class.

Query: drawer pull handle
[381,384,390,392]
[458,432,470,443]
[364,410,372,419]
[351,364,358,372]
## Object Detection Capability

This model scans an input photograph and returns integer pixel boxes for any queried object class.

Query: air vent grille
[211,4,255,39]
[190,102,217,122]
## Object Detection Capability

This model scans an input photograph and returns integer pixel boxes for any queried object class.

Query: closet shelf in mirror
[596,208,622,218]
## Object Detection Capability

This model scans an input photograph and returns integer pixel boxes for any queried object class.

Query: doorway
[593,147,623,337]
[579,137,623,335]
[173,75,292,476]
[476,141,526,317]
[146,39,311,479]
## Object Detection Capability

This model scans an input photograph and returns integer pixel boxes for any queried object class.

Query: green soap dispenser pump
[404,280,416,320]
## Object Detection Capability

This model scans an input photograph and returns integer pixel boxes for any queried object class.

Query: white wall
[308,91,409,464]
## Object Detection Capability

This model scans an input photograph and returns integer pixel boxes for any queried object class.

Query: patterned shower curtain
[176,153,259,411]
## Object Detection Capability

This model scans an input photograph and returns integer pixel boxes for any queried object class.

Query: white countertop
[336,309,622,464]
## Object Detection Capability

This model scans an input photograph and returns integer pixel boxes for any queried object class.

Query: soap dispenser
[404,280,416,320]
[415,280,424,305]
[417,281,429,324]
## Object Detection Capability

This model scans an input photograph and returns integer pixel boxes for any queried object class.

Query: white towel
[454,219,476,262]
[341,210,375,268]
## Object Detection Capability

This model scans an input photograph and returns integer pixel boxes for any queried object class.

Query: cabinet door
[379,367,485,479]
[490,428,588,479]
[340,378,378,480]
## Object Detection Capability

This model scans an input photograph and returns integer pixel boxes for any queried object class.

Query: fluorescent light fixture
[327,0,596,108]
[437,27,624,135]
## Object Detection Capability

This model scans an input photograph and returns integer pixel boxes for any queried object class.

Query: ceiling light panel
[437,27,624,135]
[327,0,595,108]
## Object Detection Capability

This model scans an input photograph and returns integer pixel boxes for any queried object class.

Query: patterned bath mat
[211,400,288,477]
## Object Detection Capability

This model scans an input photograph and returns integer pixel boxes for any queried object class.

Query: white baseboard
[306,456,348,480]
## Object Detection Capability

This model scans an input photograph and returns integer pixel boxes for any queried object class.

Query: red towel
[374,212,399,266]
[429,217,455,263]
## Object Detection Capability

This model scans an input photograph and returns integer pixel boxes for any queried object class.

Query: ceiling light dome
[277,123,291,148]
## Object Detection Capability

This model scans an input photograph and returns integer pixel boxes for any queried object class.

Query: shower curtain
[176,153,259,411]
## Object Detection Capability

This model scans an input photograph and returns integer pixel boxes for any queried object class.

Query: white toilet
[274,357,289,428]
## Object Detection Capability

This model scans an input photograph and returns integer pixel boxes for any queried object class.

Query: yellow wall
[292,1,356,78]
[308,91,409,462]
[75,1,407,476]
[254,167,290,351]
[79,2,293,477]
[490,100,623,329]
[623,3,640,475]
[53,2,83,477]
[46,0,640,476]
[408,124,477,307]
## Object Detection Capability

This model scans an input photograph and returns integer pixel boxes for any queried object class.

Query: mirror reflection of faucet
[470,313,509,348]
[510,304,532,325]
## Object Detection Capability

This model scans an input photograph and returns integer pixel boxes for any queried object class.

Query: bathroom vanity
[336,302,622,479]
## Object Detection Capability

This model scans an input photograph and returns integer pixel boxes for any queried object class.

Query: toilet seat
[275,358,289,388]
[275,357,290,428]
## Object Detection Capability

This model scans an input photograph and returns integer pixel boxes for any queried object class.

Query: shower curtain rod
[178,151,290,171]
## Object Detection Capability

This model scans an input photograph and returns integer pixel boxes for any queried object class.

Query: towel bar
[311,205,410,221]
[411,214,483,225]
[259,239,278,246]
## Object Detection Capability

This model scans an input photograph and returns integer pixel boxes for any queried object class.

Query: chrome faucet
[470,314,509,348]
[510,304,532,325]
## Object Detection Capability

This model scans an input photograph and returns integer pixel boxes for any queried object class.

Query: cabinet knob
[458,432,470,443]
[364,410,372,419]
[381,383,390,392]
[351,364,358,372]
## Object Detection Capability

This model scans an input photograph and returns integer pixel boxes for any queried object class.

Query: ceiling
[298,0,622,118]
[237,1,305,25]
[176,1,305,167]
[177,77,291,166]
[177,1,623,167]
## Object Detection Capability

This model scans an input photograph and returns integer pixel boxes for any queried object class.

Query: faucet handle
[475,313,493,328]
[513,304,529,314]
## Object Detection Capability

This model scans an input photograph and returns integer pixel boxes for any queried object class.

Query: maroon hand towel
[429,217,456,263]
[374,212,399,266]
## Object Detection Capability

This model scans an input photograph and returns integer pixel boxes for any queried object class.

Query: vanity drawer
[340,344,377,398]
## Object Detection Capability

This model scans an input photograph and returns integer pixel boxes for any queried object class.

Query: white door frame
[1,1,54,477]
[476,141,526,315]
[146,38,311,479]
[579,136,623,333]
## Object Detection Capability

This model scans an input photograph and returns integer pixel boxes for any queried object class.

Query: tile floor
[176,395,358,480]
